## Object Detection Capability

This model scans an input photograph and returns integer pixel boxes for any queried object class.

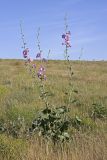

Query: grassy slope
[0,59,107,160]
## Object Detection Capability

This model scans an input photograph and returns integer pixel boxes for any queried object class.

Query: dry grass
[0,59,107,160]
[26,132,107,160]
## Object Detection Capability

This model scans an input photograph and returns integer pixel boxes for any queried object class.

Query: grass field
[0,59,107,160]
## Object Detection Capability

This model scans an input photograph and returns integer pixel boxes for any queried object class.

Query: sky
[0,0,107,60]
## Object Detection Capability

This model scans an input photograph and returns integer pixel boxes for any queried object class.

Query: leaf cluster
[30,106,70,143]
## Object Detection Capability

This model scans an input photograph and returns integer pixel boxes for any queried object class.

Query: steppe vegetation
[0,59,107,160]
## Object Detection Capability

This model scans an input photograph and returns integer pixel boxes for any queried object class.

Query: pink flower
[62,31,71,48]
[37,65,46,80]
[62,34,66,39]
[39,66,45,72]
[23,48,29,58]
[65,34,70,41]
[36,51,42,58]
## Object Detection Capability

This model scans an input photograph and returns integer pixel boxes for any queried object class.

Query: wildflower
[65,34,70,41]
[37,65,46,80]
[65,40,71,47]
[62,34,66,39]
[62,32,71,48]
[23,48,29,58]
[36,51,42,58]
[39,66,45,72]
[36,53,41,58]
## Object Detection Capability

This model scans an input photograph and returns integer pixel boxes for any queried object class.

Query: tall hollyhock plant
[36,27,46,80]
[20,22,71,143]
[20,22,34,76]
[62,16,78,107]
[20,24,49,108]
[35,28,49,108]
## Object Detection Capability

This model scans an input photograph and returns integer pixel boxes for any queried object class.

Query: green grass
[0,59,107,160]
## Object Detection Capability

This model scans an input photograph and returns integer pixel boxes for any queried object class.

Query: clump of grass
[89,103,107,120]
[0,85,8,95]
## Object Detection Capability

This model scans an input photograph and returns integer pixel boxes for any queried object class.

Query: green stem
[39,80,49,108]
